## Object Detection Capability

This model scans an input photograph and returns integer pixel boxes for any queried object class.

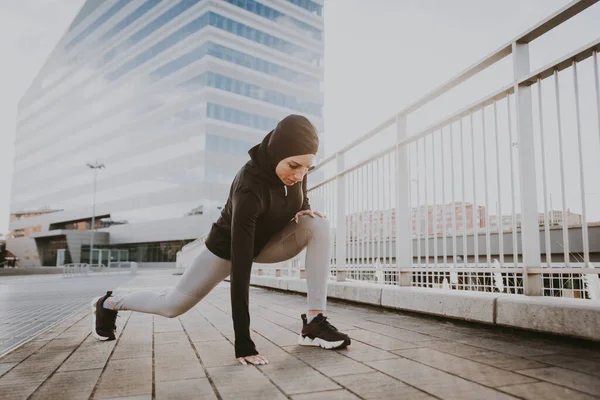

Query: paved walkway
[0,270,599,400]
[0,272,135,356]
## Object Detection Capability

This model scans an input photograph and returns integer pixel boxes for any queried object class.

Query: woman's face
[275,154,315,186]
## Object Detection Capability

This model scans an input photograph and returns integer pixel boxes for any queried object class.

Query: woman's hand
[294,210,326,223]
[237,354,269,366]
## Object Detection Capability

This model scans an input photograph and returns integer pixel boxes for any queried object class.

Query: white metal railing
[265,0,600,300]
[62,263,90,277]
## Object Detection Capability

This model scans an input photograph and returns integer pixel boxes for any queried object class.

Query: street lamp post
[87,161,105,266]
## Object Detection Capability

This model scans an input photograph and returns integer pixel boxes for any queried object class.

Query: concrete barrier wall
[249,276,600,342]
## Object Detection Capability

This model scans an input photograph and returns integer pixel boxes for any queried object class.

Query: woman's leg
[109,247,231,318]
[254,215,331,312]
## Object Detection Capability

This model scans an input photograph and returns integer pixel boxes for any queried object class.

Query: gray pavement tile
[30,368,103,400]
[58,340,116,372]
[395,348,538,387]
[465,352,547,371]
[347,329,418,351]
[0,350,71,385]
[285,346,374,377]
[156,378,218,400]
[257,353,340,395]
[526,354,600,377]
[333,371,436,399]
[155,342,206,382]
[354,320,434,342]
[334,340,399,362]
[290,389,361,399]
[207,365,287,400]
[498,382,597,400]
[0,362,17,377]
[366,358,518,400]
[193,340,238,367]
[93,357,153,399]
[457,336,556,357]
[517,367,600,396]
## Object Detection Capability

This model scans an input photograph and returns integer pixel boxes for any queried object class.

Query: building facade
[8,0,324,267]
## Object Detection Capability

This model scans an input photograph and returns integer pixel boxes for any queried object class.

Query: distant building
[8,0,324,266]
[346,202,486,240]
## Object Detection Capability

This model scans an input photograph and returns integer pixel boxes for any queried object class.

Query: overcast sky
[2,0,600,234]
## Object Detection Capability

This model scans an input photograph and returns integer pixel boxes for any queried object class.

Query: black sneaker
[91,291,118,341]
[298,313,351,349]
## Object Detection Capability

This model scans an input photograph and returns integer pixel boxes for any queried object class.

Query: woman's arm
[300,174,311,211]
[230,188,262,358]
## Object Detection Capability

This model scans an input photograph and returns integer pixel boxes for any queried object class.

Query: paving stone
[417,340,490,357]
[395,348,537,387]
[155,342,205,382]
[347,329,418,351]
[153,316,184,333]
[184,327,224,342]
[2,272,598,400]
[465,352,547,371]
[93,357,152,399]
[30,368,103,400]
[250,318,300,347]
[366,358,518,399]
[0,340,49,363]
[527,354,600,377]
[458,337,555,357]
[248,333,288,356]
[498,382,597,400]
[333,371,435,399]
[517,367,600,396]
[0,379,43,400]
[285,346,374,377]
[58,340,116,372]
[207,365,286,400]
[335,339,398,362]
[0,350,71,385]
[156,378,218,400]
[154,331,188,345]
[257,353,340,394]
[0,363,17,377]
[194,340,238,367]
[290,389,361,399]
[354,320,434,342]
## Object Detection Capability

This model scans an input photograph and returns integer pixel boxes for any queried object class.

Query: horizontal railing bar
[519,36,600,86]
[308,83,514,192]
[530,267,600,274]
[518,0,599,44]
[309,1,596,174]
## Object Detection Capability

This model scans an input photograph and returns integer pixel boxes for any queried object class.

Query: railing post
[336,153,347,282]
[513,41,542,295]
[396,114,412,286]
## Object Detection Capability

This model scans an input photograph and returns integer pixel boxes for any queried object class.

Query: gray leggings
[111,215,331,317]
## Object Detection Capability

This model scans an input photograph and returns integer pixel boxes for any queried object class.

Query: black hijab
[247,114,319,185]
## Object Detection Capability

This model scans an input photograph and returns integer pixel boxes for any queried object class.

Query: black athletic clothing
[205,115,319,358]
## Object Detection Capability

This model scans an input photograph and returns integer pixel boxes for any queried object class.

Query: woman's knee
[298,214,330,237]
[162,290,198,318]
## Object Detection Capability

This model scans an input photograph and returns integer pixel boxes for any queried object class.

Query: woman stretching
[91,114,351,366]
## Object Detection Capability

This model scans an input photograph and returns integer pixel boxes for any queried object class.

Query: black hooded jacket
[204,115,319,358]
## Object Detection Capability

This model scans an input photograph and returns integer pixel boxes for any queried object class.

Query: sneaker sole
[298,335,347,349]
[91,297,112,341]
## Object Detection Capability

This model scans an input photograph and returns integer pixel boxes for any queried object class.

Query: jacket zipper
[284,186,288,196]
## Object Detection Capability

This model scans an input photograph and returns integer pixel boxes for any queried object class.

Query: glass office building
[8,0,324,267]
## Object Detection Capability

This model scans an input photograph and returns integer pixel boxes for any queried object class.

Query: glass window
[128,0,201,47]
[67,1,104,33]
[100,0,162,42]
[224,0,322,39]
[207,103,278,131]
[66,0,130,50]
